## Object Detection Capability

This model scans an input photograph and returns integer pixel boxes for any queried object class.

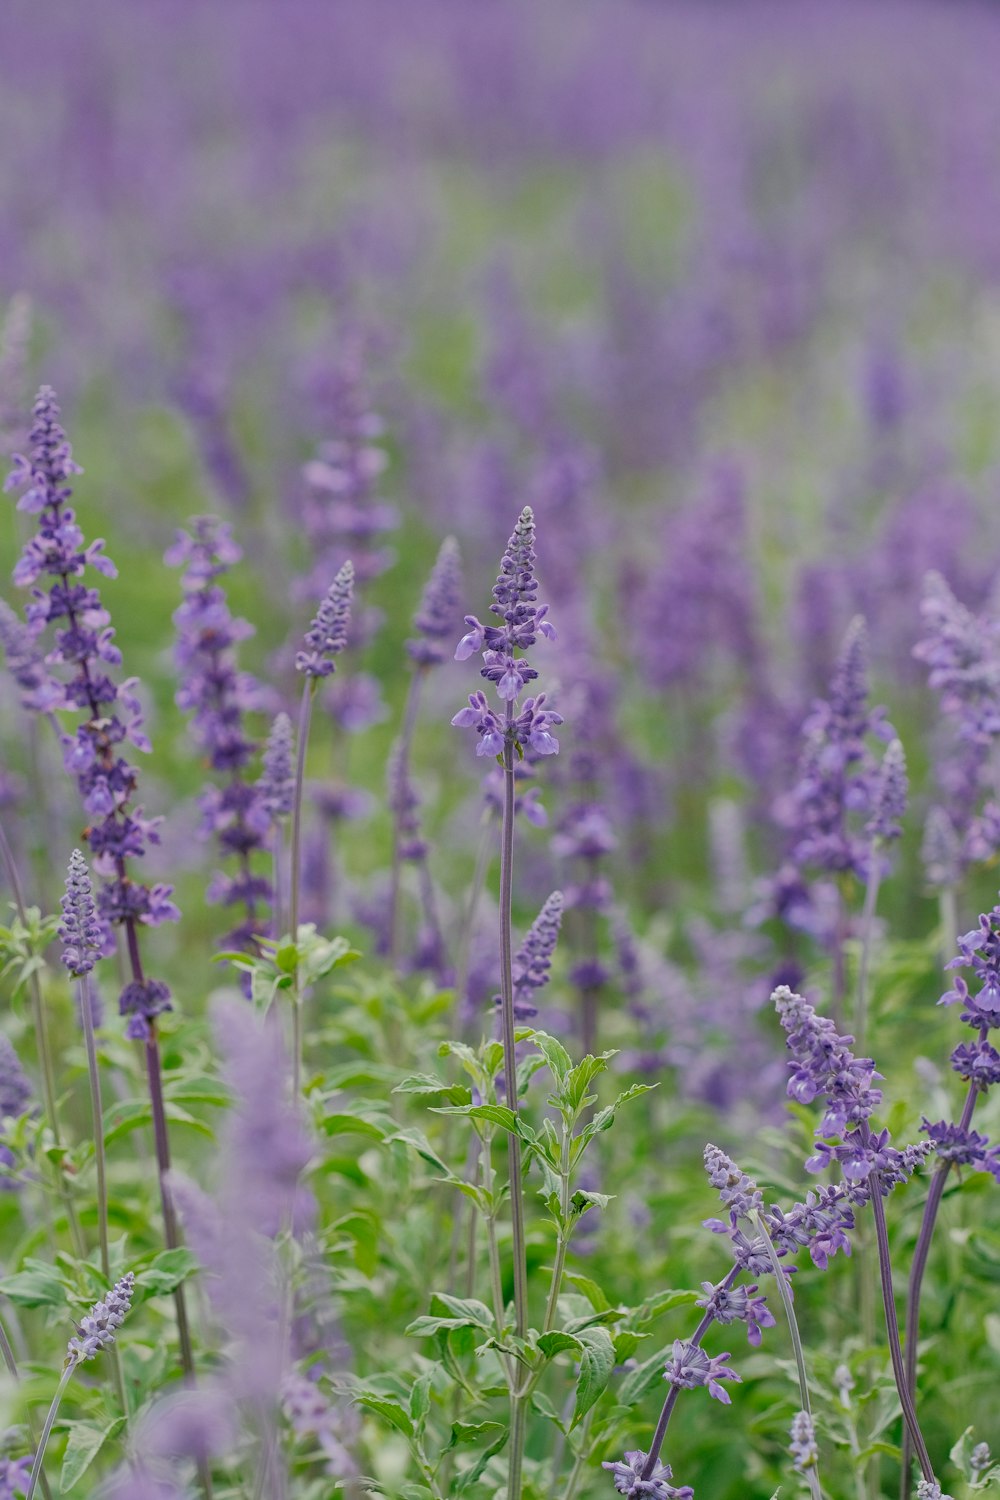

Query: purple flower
[58,849,104,978]
[452,689,562,759]
[0,598,61,712]
[702,1144,763,1227]
[498,891,564,1022]
[5,387,177,1037]
[920,1118,999,1175]
[941,903,1000,1030]
[454,505,556,725]
[696,1280,775,1347]
[922,806,962,890]
[407,535,463,668]
[663,1340,741,1404]
[602,1451,693,1498]
[258,713,295,821]
[789,1410,818,1473]
[0,1036,31,1123]
[67,1272,134,1362]
[296,561,354,678]
[914,572,1000,745]
[867,737,907,843]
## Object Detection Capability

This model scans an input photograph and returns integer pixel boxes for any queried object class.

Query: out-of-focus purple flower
[58,848,104,978]
[167,517,272,951]
[663,1340,740,1405]
[789,1410,819,1474]
[282,1371,355,1478]
[866,737,907,843]
[0,1454,29,1499]
[407,535,463,668]
[922,806,961,891]
[0,598,60,712]
[602,1450,693,1498]
[67,1272,134,1362]
[258,713,294,821]
[140,1387,237,1467]
[320,671,388,733]
[914,572,1000,745]
[296,561,354,679]
[0,1036,31,1123]
[0,293,32,460]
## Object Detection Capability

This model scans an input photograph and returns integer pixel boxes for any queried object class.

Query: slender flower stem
[498,727,529,1500]
[25,1363,74,1500]
[289,680,315,1097]
[752,1211,822,1500]
[854,845,882,1058]
[899,1073,980,1500]
[641,1268,738,1480]
[388,667,426,965]
[454,815,495,1032]
[0,819,85,1259]
[865,1154,933,1482]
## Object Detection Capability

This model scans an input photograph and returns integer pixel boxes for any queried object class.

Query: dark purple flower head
[602,1451,693,1499]
[941,903,1000,1030]
[59,848,104,978]
[951,1037,1000,1090]
[867,737,907,842]
[407,536,462,668]
[498,890,564,1021]
[296,561,354,679]
[0,1036,31,1122]
[773,985,882,1133]
[259,713,295,821]
[663,1340,740,1404]
[67,1271,134,1363]
[920,1118,999,1176]
[454,506,556,715]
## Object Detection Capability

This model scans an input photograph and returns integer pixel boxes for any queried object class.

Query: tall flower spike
[789,1411,818,1474]
[407,535,463,667]
[867,737,908,842]
[296,561,354,678]
[500,890,564,1021]
[59,849,104,978]
[67,1272,134,1363]
[259,712,295,820]
[0,1036,32,1122]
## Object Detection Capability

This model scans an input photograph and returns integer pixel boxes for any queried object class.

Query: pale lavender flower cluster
[67,1272,134,1363]
[453,506,561,757]
[789,1411,818,1473]
[167,517,273,950]
[501,890,564,1022]
[296,561,354,679]
[4,387,178,1038]
[602,1450,693,1499]
[258,712,295,821]
[0,1037,32,1123]
[406,535,463,668]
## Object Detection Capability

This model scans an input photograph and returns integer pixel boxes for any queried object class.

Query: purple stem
[641,1267,739,1478]
[899,1069,980,1499]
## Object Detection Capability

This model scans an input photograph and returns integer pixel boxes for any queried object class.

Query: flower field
[2,3,1000,1497]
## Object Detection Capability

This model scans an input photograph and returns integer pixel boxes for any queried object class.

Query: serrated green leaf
[393,1075,472,1106]
[135,1247,200,1296]
[0,1262,66,1308]
[447,1420,506,1448]
[572,1326,616,1425]
[537,1330,581,1358]
[409,1369,434,1431]
[618,1347,670,1406]
[61,1417,126,1490]
[564,1273,612,1312]
[355,1394,413,1438]
[320,1113,387,1140]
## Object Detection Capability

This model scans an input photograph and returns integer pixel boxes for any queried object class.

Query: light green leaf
[61,1417,126,1490]
[572,1326,616,1425]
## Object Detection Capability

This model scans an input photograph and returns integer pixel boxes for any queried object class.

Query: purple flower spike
[0,1036,32,1123]
[407,536,462,668]
[602,1451,694,1498]
[296,561,354,678]
[495,891,564,1022]
[59,849,104,978]
[867,737,908,842]
[259,713,295,821]
[453,507,559,757]
[67,1271,134,1363]
[702,1144,763,1227]
[789,1411,818,1473]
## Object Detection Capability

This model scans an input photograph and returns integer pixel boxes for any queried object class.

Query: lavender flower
[453,507,561,760]
[0,1456,30,1499]
[867,737,907,842]
[67,1272,134,1363]
[296,561,354,678]
[5,386,178,1038]
[789,1410,818,1473]
[406,535,462,668]
[914,572,1000,744]
[663,1341,741,1404]
[602,1451,693,1498]
[0,1036,31,1122]
[695,1279,775,1347]
[916,1483,953,1500]
[0,598,59,712]
[167,517,273,950]
[702,1144,763,1226]
[58,849,104,978]
[258,713,295,820]
[500,890,564,1021]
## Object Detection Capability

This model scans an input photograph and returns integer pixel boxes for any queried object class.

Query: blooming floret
[663,1341,741,1404]
[296,562,354,678]
[602,1451,693,1498]
[59,849,104,978]
[67,1272,134,1363]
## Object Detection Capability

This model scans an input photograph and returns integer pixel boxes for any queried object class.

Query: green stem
[752,1211,822,1500]
[289,680,315,1097]
[25,1363,74,1500]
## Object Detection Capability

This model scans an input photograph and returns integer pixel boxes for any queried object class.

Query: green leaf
[447,1421,506,1448]
[394,1074,471,1106]
[536,1331,581,1358]
[61,1417,126,1490]
[433,1104,536,1144]
[0,1261,66,1308]
[564,1273,611,1313]
[430,1294,495,1328]
[409,1370,434,1432]
[526,1030,573,1082]
[572,1326,616,1425]
[135,1248,200,1296]
[355,1394,413,1439]
[530,1390,567,1431]
[618,1348,669,1406]
[454,1427,508,1492]
[575,1084,657,1154]
[320,1113,388,1141]
[385,1127,452,1176]
[162,1076,231,1108]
